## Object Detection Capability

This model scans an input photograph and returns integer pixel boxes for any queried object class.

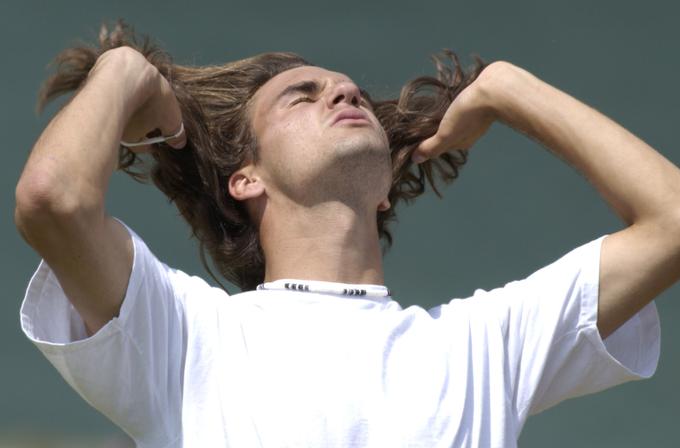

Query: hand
[411,62,503,164]
[89,47,187,153]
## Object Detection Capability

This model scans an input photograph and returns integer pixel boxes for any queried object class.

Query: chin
[321,136,390,188]
[331,132,389,159]
[294,145,392,207]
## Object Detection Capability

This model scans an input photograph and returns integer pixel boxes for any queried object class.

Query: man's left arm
[414,61,680,339]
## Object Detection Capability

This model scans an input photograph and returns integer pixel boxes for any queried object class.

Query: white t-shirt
[19,221,661,448]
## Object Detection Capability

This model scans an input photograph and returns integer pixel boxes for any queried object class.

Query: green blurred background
[2,0,678,446]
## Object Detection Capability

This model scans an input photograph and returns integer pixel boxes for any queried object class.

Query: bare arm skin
[14,47,184,336]
[415,61,680,339]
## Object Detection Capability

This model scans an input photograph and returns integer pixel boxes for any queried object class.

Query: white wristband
[120,121,184,148]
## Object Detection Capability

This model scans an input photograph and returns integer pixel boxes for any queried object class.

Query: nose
[326,81,362,108]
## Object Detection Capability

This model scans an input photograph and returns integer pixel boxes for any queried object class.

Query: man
[15,26,679,447]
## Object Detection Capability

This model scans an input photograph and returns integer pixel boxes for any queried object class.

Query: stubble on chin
[312,132,391,205]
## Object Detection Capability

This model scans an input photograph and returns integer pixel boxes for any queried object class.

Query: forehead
[252,65,354,111]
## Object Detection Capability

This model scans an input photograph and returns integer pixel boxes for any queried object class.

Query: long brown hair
[36,19,488,292]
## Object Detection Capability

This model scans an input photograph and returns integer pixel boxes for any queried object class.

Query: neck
[259,200,385,286]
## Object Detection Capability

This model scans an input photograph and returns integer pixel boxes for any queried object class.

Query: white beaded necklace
[256,279,392,298]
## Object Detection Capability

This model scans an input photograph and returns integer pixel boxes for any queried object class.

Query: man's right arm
[14,48,160,336]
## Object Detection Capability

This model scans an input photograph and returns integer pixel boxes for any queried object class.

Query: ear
[228,165,265,201]
[377,197,391,212]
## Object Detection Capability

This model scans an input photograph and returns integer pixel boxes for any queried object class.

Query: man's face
[248,65,392,209]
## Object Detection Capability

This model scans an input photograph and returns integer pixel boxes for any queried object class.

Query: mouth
[331,108,370,126]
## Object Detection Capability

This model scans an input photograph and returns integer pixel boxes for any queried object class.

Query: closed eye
[291,96,314,105]
[290,96,373,110]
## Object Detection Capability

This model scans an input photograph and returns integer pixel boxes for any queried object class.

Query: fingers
[158,77,187,150]
[412,135,442,164]
[121,76,187,152]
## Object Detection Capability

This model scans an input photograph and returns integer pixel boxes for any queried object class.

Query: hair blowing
[35,19,488,292]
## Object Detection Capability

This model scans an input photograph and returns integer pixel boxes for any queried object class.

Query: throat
[259,202,386,286]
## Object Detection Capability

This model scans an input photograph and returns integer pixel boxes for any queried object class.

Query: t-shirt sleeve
[469,234,661,425]
[19,219,191,447]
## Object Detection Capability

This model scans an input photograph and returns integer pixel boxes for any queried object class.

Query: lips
[331,108,369,126]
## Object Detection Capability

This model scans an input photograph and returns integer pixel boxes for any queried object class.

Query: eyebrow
[273,79,372,108]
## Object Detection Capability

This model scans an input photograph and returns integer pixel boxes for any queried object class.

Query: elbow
[15,172,102,241]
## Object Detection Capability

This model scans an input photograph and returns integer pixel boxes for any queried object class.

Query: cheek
[259,113,319,166]
[269,112,318,150]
